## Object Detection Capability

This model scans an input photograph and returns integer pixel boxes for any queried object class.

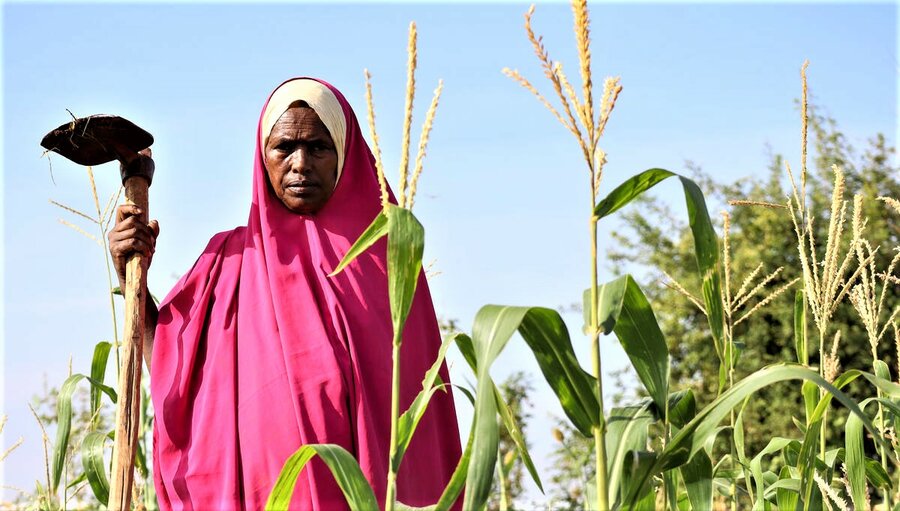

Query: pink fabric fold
[151,78,461,510]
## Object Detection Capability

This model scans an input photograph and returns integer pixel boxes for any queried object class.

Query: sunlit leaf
[265,444,377,511]
[82,431,110,505]
[89,342,111,420]
[395,336,454,470]
[774,466,799,509]
[620,450,657,510]
[51,374,116,493]
[605,400,655,505]
[594,169,725,383]
[667,390,696,429]
[681,450,713,510]
[452,333,542,492]
[329,210,389,277]
[385,206,425,341]
[620,363,885,507]
[749,437,794,510]
[464,305,598,510]
[594,275,669,412]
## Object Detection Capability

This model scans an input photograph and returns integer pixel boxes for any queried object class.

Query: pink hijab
[151,78,461,510]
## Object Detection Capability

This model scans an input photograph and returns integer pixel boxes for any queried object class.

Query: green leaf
[89,341,111,420]
[749,437,795,510]
[329,210,389,277]
[667,390,696,429]
[797,420,821,510]
[593,168,676,219]
[65,471,87,490]
[516,307,600,436]
[81,431,110,505]
[662,469,678,511]
[679,177,726,364]
[465,305,598,510]
[51,374,117,493]
[594,169,725,380]
[464,306,525,511]
[432,415,473,511]
[794,290,808,365]
[734,398,748,467]
[865,458,892,490]
[633,364,885,492]
[620,451,658,510]
[265,444,377,511]
[798,370,900,510]
[450,333,542,493]
[605,400,655,506]
[681,451,713,510]
[846,400,868,509]
[492,383,543,493]
[594,275,670,412]
[774,466,799,510]
[802,381,818,425]
[875,359,891,382]
[395,337,454,470]
[845,396,900,508]
[385,206,425,342]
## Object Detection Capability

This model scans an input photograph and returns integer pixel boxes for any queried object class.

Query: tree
[606,104,900,456]
[546,417,596,510]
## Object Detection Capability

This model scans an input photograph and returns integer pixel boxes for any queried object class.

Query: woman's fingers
[115,204,143,224]
[111,237,154,258]
[109,206,159,261]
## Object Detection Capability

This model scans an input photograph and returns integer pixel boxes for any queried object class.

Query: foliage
[607,106,900,459]
[547,418,596,510]
[29,3,900,510]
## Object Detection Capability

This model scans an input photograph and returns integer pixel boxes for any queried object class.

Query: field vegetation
[6,1,899,510]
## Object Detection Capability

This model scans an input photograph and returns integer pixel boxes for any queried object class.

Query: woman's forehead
[270,107,332,140]
[260,78,348,181]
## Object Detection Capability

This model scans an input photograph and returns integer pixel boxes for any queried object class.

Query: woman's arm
[143,299,158,370]
[108,203,160,370]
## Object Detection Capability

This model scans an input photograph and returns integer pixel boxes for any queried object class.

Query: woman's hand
[108,204,159,290]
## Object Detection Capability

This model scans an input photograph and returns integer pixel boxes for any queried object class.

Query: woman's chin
[282,197,325,215]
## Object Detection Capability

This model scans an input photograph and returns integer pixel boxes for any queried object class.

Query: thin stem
[385,337,402,511]
[819,328,827,462]
[729,396,737,511]
[100,230,122,380]
[876,387,888,507]
[589,215,610,511]
[92,172,122,378]
[662,397,671,511]
[498,455,510,511]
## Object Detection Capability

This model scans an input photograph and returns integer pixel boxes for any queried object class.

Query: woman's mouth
[286,182,319,195]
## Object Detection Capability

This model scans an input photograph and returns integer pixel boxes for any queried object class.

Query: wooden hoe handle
[108,155,153,511]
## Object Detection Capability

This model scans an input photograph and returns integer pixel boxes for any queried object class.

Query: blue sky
[2,1,897,505]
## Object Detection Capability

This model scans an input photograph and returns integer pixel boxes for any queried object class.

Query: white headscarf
[261,79,347,184]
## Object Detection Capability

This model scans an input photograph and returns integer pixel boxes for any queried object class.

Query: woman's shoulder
[158,226,246,308]
[202,226,247,255]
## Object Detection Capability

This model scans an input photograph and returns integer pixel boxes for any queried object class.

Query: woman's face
[264,104,338,214]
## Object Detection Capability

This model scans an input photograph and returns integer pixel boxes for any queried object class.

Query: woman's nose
[290,147,313,173]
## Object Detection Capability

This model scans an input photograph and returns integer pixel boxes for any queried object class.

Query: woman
[109,78,462,510]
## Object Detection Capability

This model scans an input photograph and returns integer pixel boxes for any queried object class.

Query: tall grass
[271,4,900,510]
[503,3,622,507]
